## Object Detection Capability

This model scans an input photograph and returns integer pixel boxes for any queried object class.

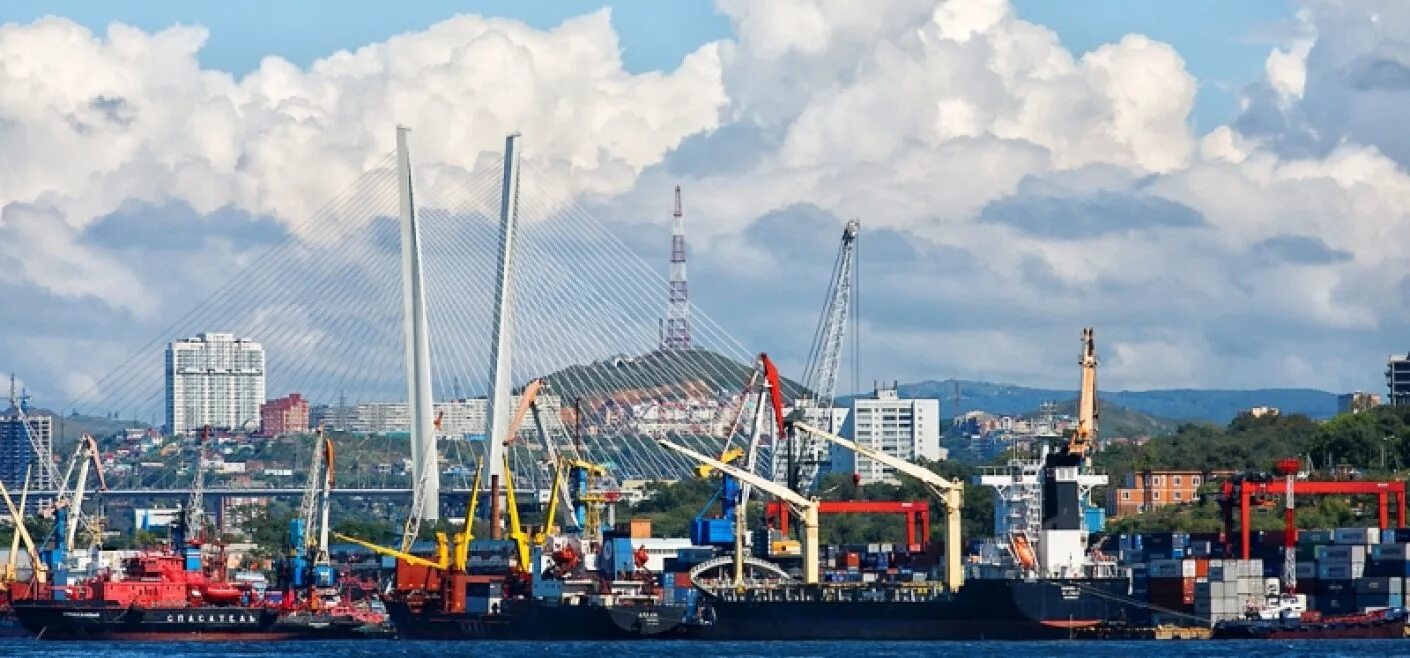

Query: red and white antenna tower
[661,185,692,350]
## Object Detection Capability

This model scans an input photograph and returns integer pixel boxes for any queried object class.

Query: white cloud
[7,0,1410,402]
[0,11,726,311]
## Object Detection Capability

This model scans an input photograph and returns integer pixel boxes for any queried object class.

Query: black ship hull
[1213,609,1408,640]
[697,577,1136,640]
[385,599,702,640]
[11,600,392,640]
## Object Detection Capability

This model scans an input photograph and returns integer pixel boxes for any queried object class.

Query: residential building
[260,393,310,436]
[0,405,55,496]
[831,386,944,486]
[1389,353,1410,406]
[1108,469,1235,518]
[312,394,565,437]
[1338,391,1383,415]
[1246,406,1280,418]
[166,332,266,435]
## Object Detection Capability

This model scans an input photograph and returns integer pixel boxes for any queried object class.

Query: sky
[3,0,1410,408]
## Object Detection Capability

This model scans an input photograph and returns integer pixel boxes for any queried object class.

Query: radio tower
[661,185,692,350]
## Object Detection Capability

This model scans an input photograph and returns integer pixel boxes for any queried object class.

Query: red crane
[764,500,931,548]
[1220,470,1408,562]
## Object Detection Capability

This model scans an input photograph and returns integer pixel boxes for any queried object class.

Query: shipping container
[1332,527,1380,545]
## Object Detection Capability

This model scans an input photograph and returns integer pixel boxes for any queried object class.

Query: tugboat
[1212,595,1407,639]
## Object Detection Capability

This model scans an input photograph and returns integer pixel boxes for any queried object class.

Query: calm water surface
[3,639,1410,658]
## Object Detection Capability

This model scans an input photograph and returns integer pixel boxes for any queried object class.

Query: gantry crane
[789,219,860,492]
[789,420,965,589]
[659,437,820,585]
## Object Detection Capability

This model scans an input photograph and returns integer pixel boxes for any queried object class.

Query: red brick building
[260,393,309,436]
[1108,469,1235,518]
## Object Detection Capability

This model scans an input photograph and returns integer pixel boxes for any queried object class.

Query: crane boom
[658,438,819,585]
[0,479,44,583]
[335,531,448,570]
[5,467,30,583]
[1068,327,1099,459]
[791,220,860,492]
[789,420,964,589]
[452,458,483,571]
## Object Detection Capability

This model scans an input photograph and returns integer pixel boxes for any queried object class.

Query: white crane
[789,219,860,492]
[658,438,821,585]
[790,420,965,589]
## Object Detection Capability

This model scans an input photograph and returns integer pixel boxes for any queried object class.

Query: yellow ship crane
[452,459,483,571]
[3,467,32,584]
[501,453,532,571]
[532,459,565,547]
[657,438,820,585]
[0,475,45,584]
[1068,327,1100,460]
[789,420,965,590]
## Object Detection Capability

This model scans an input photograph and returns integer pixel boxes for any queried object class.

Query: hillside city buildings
[166,332,266,435]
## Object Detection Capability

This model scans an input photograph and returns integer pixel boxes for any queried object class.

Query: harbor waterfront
[2,639,1410,658]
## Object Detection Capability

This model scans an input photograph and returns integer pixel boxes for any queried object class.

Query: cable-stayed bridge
[57,128,801,518]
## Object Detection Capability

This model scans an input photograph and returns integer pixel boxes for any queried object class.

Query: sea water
[2,639,1409,658]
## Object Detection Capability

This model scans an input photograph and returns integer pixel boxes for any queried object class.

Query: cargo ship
[695,577,1134,640]
[659,331,1143,640]
[375,534,706,640]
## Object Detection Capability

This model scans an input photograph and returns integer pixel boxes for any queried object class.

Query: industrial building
[831,386,943,486]
[165,332,266,435]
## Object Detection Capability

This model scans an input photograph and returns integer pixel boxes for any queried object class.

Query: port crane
[1069,327,1099,461]
[0,469,45,584]
[41,433,106,585]
[788,219,860,492]
[659,437,820,585]
[788,420,964,589]
[692,354,787,551]
[285,426,337,596]
[344,379,548,572]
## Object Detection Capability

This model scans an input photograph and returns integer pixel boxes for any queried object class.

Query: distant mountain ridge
[859,379,1340,424]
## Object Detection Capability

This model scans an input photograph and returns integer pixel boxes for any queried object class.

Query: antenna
[661,185,691,350]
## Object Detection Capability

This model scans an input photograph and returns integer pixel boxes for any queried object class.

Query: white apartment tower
[166,332,266,435]
[833,386,945,485]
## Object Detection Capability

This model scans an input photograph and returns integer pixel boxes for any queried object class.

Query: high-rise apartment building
[166,332,266,435]
[0,405,55,494]
[832,386,944,485]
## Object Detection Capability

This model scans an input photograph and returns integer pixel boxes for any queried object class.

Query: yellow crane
[657,438,820,586]
[789,420,965,590]
[336,458,486,572]
[532,459,566,547]
[3,467,31,583]
[501,452,533,571]
[0,475,44,584]
[1068,327,1099,460]
[451,458,483,571]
